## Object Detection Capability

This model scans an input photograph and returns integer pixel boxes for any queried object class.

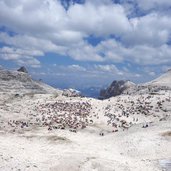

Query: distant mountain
[99,70,171,99]
[62,88,82,97]
[0,67,61,94]
[99,80,135,99]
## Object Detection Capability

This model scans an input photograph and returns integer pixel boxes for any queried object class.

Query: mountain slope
[146,69,171,87]
[99,80,136,99]
[0,68,61,94]
[99,69,171,98]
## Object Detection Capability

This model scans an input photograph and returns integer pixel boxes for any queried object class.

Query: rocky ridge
[99,80,135,99]
[100,69,171,99]
[0,67,61,94]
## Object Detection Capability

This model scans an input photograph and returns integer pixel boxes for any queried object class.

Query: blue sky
[0,0,171,89]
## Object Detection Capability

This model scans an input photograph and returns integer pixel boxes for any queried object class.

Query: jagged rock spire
[17,66,28,73]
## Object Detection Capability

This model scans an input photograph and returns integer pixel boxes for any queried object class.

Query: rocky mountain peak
[0,67,60,94]
[99,70,171,99]
[17,66,28,73]
[99,80,135,99]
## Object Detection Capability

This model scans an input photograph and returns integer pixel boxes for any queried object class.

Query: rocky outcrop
[146,69,171,88]
[99,80,135,99]
[99,70,171,99]
[124,69,171,95]
[0,68,60,94]
[62,88,82,97]
[17,66,28,73]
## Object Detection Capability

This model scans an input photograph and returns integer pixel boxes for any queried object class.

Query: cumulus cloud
[95,39,171,65]
[0,32,67,54]
[0,0,130,40]
[0,0,132,65]
[134,0,171,11]
[121,0,171,13]
[0,0,66,34]
[0,0,170,72]
[67,1,130,36]
[67,64,86,72]
[0,46,41,68]
[123,13,171,46]
[96,39,124,62]
[94,64,123,75]
[68,41,104,61]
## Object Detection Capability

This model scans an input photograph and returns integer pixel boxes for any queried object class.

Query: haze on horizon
[0,0,171,89]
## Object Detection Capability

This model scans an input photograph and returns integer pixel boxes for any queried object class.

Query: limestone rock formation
[62,88,82,97]
[17,66,28,73]
[99,80,135,99]
[99,69,171,99]
[0,68,60,94]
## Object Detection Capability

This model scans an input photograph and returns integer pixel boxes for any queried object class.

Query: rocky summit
[99,80,135,99]
[17,66,28,73]
[99,69,171,99]
[0,67,60,94]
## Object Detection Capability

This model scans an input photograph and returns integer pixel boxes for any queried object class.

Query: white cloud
[127,44,171,65]
[68,41,103,61]
[149,72,156,76]
[0,0,66,34]
[135,0,171,11]
[50,63,125,77]
[94,64,123,75]
[67,65,86,72]
[35,63,146,87]
[67,1,130,36]
[123,13,171,46]
[0,0,131,65]
[96,39,124,62]
[95,39,171,65]
[0,46,41,68]
[51,64,87,73]
[0,32,67,54]
[17,58,41,68]
[0,0,130,41]
[0,0,171,69]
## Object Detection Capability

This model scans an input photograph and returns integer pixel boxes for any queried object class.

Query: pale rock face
[17,66,28,73]
[147,69,171,87]
[100,70,171,99]
[0,67,171,171]
[99,80,135,99]
[0,68,60,94]
[62,88,82,97]
[129,69,171,95]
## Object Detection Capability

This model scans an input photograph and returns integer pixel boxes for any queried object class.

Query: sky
[0,0,171,89]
